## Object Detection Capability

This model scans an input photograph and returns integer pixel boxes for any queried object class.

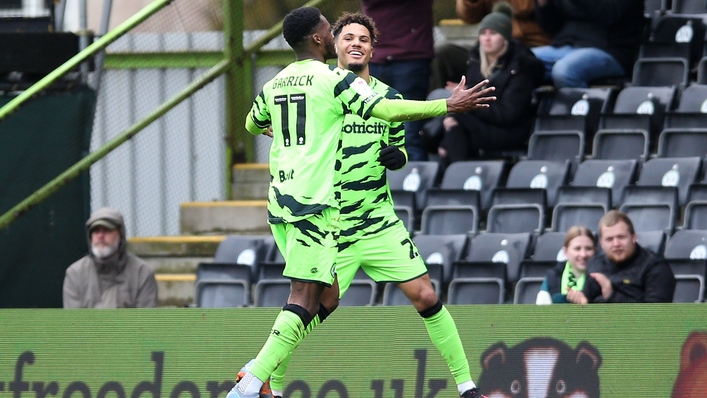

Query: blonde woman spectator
[536,226,595,304]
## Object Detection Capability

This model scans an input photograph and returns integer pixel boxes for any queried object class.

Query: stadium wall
[1,305,706,397]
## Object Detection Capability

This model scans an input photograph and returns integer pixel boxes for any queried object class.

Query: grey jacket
[63,207,157,308]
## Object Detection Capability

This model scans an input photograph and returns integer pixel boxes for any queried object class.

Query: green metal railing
[0,0,331,230]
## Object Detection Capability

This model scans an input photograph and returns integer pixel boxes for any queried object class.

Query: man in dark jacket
[532,0,644,87]
[567,210,675,304]
[63,207,157,308]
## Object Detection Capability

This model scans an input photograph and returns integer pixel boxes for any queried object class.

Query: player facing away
[229,6,495,398]
[260,12,487,398]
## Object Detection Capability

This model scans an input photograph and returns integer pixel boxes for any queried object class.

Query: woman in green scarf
[536,226,596,304]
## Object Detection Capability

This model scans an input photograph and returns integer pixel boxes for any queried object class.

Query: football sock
[240,305,311,395]
[269,304,331,394]
[420,301,476,392]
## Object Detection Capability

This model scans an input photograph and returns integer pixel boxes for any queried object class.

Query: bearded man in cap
[63,207,157,308]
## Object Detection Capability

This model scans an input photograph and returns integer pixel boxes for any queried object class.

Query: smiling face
[599,221,637,263]
[563,235,595,273]
[335,22,373,72]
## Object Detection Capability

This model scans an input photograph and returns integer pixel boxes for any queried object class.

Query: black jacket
[582,245,675,303]
[453,40,545,146]
[534,0,645,76]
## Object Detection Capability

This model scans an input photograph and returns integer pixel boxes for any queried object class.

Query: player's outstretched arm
[446,76,496,113]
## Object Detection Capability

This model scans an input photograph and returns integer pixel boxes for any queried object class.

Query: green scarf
[561,261,586,295]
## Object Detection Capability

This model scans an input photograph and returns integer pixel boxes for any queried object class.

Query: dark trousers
[370,59,432,161]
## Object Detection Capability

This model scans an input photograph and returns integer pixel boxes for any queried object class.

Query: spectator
[567,210,676,304]
[532,0,644,88]
[536,226,595,304]
[431,0,551,90]
[63,207,157,308]
[361,0,434,161]
[435,3,544,169]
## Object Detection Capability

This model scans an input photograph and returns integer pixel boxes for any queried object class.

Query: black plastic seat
[504,160,571,207]
[663,84,707,129]
[339,279,377,306]
[663,229,707,279]
[632,58,689,87]
[635,156,702,206]
[597,86,677,152]
[388,161,439,227]
[657,129,707,158]
[571,159,638,207]
[420,205,479,235]
[673,275,704,303]
[550,203,607,233]
[413,233,468,287]
[513,277,545,304]
[527,130,585,164]
[447,277,505,304]
[685,201,707,229]
[592,129,649,160]
[435,160,507,211]
[486,204,544,234]
[534,87,615,146]
[455,232,533,284]
[519,231,566,279]
[253,279,291,307]
[636,230,667,256]
[671,0,707,14]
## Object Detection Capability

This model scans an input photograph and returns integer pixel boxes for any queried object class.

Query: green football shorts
[270,207,340,286]
[336,220,426,297]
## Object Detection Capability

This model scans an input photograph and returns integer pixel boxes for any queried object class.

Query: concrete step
[128,235,226,308]
[179,200,269,235]
[231,163,269,200]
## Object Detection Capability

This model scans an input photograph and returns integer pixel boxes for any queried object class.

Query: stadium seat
[486,203,544,234]
[419,205,478,235]
[688,183,707,202]
[635,156,702,206]
[662,84,707,129]
[570,159,638,208]
[388,161,439,213]
[636,230,668,256]
[556,185,612,210]
[644,0,667,18]
[455,232,533,284]
[504,160,571,207]
[633,58,689,87]
[550,202,607,233]
[413,233,468,286]
[194,235,269,307]
[340,279,377,306]
[597,85,677,150]
[527,130,585,164]
[591,129,650,160]
[519,231,566,279]
[620,202,676,233]
[657,129,707,158]
[673,275,705,303]
[435,160,507,211]
[194,263,252,308]
[253,279,291,307]
[513,277,545,304]
[684,201,707,229]
[671,0,707,14]
[663,229,707,278]
[447,277,505,304]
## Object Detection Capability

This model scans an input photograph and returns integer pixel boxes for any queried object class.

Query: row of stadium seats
[390,157,707,236]
[193,230,707,307]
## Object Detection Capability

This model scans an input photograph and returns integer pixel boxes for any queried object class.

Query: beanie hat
[478,1,513,41]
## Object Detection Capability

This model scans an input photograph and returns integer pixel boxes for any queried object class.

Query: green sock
[422,305,472,386]
[269,311,323,392]
[248,310,309,382]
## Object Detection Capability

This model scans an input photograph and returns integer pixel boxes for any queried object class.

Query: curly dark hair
[331,12,378,44]
[282,7,323,48]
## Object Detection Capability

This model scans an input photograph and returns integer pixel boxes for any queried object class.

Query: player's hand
[445,76,496,113]
[378,142,406,170]
[262,126,273,138]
